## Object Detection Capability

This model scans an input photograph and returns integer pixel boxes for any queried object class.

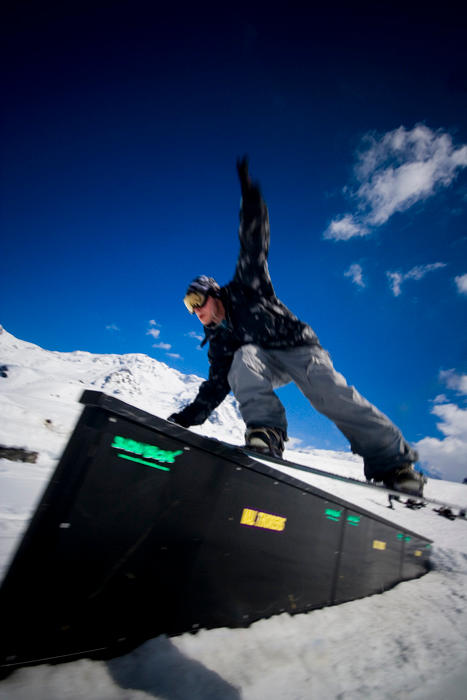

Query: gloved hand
[167,412,191,428]
[236,155,252,194]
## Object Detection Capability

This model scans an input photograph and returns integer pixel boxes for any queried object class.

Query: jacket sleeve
[169,350,232,427]
[233,184,275,297]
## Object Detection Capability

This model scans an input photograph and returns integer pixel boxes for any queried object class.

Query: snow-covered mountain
[0,324,246,458]
[1,326,467,699]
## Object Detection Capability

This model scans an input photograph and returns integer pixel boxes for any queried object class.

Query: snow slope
[1,327,466,700]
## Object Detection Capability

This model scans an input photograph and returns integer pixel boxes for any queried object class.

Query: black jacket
[174,183,320,427]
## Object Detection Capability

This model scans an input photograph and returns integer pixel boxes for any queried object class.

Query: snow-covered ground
[1,326,466,699]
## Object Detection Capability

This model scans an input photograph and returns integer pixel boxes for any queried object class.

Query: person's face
[194,295,219,325]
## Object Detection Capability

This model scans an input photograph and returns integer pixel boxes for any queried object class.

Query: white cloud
[431,402,467,438]
[147,321,176,355]
[325,124,467,240]
[105,324,120,332]
[439,369,467,394]
[454,273,467,295]
[344,263,365,288]
[386,272,404,297]
[433,394,449,404]
[323,214,369,241]
[187,331,204,342]
[285,437,304,450]
[386,262,446,296]
[415,370,467,482]
[146,328,160,339]
[167,353,182,359]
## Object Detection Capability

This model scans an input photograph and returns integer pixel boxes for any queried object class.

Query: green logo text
[111,435,183,471]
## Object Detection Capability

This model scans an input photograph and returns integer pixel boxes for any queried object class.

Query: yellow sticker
[240,508,286,532]
[372,540,387,550]
[240,508,257,526]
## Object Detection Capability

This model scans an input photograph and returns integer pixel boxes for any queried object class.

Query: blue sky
[2,2,467,479]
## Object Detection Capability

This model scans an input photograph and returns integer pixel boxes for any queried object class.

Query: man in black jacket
[169,158,424,496]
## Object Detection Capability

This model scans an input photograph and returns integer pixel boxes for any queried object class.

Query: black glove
[167,412,191,428]
[236,155,252,195]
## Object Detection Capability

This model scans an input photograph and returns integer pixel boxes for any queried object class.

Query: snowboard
[220,441,466,518]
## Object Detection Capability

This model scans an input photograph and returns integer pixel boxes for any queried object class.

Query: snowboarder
[168,158,425,496]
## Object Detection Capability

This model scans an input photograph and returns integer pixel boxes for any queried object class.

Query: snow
[1,326,467,699]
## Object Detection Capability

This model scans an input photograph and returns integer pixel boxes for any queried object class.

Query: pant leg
[227,344,291,436]
[272,346,418,478]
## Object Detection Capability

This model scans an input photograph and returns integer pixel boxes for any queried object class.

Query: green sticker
[397,533,412,542]
[325,508,342,522]
[111,435,183,470]
[117,454,171,471]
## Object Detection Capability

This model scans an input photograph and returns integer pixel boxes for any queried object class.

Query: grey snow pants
[227,344,418,479]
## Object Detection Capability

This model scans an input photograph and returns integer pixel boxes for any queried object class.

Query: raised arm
[233,157,275,297]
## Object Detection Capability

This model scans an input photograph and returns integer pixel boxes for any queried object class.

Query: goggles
[183,290,208,314]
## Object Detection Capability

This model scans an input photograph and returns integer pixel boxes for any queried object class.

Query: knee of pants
[229,344,261,377]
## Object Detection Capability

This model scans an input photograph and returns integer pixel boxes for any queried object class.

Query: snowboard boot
[245,427,285,459]
[382,464,426,497]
